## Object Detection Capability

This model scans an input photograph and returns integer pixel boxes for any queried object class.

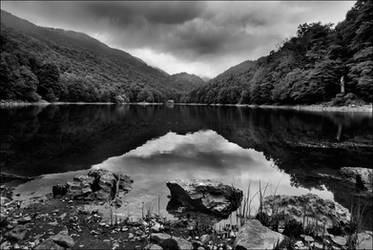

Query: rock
[5,225,28,241]
[151,222,162,232]
[340,167,373,192]
[151,233,172,242]
[51,169,133,202]
[301,234,314,242]
[17,216,32,224]
[234,219,284,250]
[310,242,323,249]
[35,239,64,250]
[331,236,347,246]
[200,234,211,245]
[151,233,193,250]
[357,232,373,249]
[128,233,134,239]
[50,230,75,248]
[294,241,304,248]
[145,243,163,250]
[166,179,243,217]
[0,196,11,206]
[0,241,12,250]
[261,193,350,230]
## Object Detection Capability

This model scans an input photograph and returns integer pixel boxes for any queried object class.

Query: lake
[1,104,372,228]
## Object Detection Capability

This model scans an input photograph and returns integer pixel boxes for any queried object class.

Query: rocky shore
[1,169,372,250]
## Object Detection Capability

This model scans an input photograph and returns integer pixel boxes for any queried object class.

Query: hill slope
[0,10,181,103]
[185,0,372,105]
[167,72,206,93]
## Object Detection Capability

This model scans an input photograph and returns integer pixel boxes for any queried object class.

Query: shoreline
[0,100,371,113]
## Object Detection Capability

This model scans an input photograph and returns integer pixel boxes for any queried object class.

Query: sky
[1,1,355,78]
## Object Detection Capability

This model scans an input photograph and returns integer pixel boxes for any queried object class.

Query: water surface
[1,104,372,227]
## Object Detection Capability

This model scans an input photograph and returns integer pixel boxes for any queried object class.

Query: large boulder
[166,179,243,218]
[340,167,373,192]
[261,193,350,230]
[234,219,285,250]
[52,169,133,204]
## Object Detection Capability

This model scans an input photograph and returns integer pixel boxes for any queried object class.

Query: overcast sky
[1,1,354,78]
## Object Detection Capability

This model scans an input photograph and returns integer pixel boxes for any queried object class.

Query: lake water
[1,104,372,228]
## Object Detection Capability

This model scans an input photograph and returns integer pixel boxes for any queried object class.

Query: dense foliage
[0,10,193,103]
[185,0,372,105]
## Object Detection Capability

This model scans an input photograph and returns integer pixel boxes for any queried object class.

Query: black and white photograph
[0,1,372,249]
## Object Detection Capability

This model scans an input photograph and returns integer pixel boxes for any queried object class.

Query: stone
[52,169,133,203]
[5,225,28,241]
[357,232,373,250]
[50,230,75,248]
[234,219,284,250]
[331,236,347,246]
[301,234,314,242]
[145,244,163,250]
[294,241,304,248]
[0,241,12,250]
[166,179,243,217]
[35,239,64,250]
[151,222,162,232]
[151,233,172,242]
[151,233,192,250]
[18,216,32,224]
[128,233,134,239]
[340,167,373,192]
[261,193,350,230]
[310,242,323,249]
[0,196,11,206]
[200,234,211,245]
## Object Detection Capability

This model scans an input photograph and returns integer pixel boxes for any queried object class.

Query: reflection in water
[2,105,372,227]
[90,130,333,224]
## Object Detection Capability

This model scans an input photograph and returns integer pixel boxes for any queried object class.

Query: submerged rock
[340,167,373,192]
[261,193,350,229]
[234,219,284,250]
[166,179,243,217]
[52,169,133,205]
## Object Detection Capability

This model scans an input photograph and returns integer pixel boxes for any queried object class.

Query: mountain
[166,72,206,93]
[185,0,373,105]
[0,10,182,103]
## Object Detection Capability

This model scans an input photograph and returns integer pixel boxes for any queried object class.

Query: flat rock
[261,193,350,229]
[166,179,242,217]
[50,230,74,248]
[234,219,285,250]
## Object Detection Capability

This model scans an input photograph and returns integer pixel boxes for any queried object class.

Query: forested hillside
[184,0,372,105]
[0,10,199,103]
[167,72,206,94]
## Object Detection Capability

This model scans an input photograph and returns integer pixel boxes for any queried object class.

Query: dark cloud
[1,1,354,77]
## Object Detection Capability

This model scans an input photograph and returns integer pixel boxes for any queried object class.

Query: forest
[184,0,372,105]
[0,0,372,105]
